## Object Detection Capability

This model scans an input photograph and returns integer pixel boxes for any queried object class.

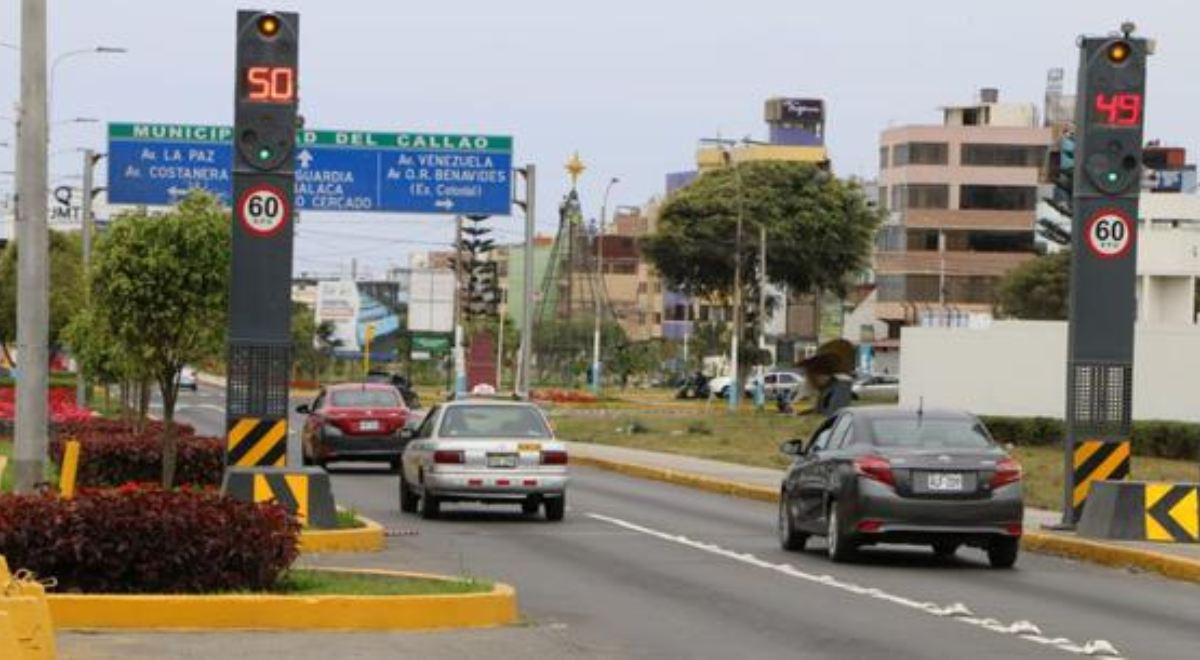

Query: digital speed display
[1092,92,1142,126]
[244,65,295,103]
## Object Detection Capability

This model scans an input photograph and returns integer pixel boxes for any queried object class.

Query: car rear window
[330,389,401,408]
[869,418,992,449]
[439,406,552,439]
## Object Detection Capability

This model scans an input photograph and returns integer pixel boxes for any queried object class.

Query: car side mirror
[779,439,807,456]
[400,428,415,442]
[295,404,311,415]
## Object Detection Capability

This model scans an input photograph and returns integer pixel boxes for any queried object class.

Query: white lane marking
[587,512,1123,659]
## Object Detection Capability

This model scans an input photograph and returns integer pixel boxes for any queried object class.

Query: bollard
[58,440,81,500]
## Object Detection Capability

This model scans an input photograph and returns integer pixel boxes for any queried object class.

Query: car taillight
[854,454,895,487]
[433,450,464,465]
[540,450,568,465]
[990,457,1022,489]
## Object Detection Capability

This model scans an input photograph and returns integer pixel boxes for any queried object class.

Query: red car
[298,383,411,468]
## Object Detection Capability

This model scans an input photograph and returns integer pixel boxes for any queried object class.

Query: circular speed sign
[237,184,290,237]
[1084,209,1134,259]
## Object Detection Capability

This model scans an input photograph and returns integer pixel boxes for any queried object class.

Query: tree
[91,191,229,487]
[291,302,319,379]
[644,162,880,300]
[996,251,1070,320]
[0,230,85,362]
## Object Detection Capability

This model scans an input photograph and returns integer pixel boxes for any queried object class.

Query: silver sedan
[399,399,569,521]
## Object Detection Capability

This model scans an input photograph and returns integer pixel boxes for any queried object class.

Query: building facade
[874,89,1052,338]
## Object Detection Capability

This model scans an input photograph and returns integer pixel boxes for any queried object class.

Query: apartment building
[874,88,1052,338]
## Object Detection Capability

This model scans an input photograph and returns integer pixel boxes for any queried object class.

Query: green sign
[107,122,511,152]
[411,333,452,357]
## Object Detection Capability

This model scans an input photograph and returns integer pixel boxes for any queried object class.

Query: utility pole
[516,165,536,397]
[452,215,466,396]
[591,176,619,394]
[14,0,49,492]
[754,222,767,408]
[75,148,98,408]
[495,298,505,389]
[728,152,744,412]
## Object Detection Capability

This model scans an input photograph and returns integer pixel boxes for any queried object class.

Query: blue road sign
[106,123,514,215]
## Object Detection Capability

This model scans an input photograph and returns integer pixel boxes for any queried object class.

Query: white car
[852,374,900,400]
[399,399,569,521]
[178,366,198,391]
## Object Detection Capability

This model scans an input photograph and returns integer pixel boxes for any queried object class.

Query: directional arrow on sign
[167,186,189,198]
[1145,484,1199,542]
[297,149,313,169]
[435,199,455,211]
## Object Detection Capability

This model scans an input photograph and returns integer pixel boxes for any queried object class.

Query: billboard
[408,268,455,333]
[315,279,405,356]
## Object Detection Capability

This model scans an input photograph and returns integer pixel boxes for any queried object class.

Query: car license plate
[488,453,518,468]
[359,420,380,432]
[517,442,541,452]
[927,472,964,492]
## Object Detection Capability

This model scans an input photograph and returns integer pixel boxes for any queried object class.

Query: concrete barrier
[1077,480,1199,543]
[222,466,338,528]
[0,556,57,660]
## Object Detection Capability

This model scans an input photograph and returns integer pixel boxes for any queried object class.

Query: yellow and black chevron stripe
[1072,439,1130,518]
[227,417,287,467]
[253,472,310,526]
[1145,483,1199,543]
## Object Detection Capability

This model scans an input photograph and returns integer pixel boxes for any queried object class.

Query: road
[63,384,1200,659]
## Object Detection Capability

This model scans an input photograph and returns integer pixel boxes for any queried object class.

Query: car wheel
[987,537,1019,569]
[826,503,856,563]
[521,500,540,515]
[932,540,960,558]
[719,386,730,399]
[544,495,566,522]
[399,471,418,513]
[778,497,808,551]
[419,491,440,520]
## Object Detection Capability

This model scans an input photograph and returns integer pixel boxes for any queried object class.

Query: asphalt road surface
[62,385,1200,659]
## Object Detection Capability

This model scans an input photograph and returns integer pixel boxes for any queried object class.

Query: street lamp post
[49,46,126,112]
[591,176,619,394]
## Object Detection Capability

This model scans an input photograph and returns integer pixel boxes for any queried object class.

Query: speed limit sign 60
[237,184,290,237]
[1084,209,1134,259]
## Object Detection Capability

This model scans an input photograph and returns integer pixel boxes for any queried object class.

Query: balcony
[900,209,1034,231]
[874,250,1034,277]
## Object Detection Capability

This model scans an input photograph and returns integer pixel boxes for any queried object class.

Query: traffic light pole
[1058,24,1147,527]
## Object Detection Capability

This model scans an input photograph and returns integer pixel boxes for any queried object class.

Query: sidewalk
[564,440,1200,580]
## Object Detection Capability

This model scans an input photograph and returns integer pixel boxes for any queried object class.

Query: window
[961,144,1046,168]
[809,422,834,452]
[829,415,854,449]
[879,146,889,169]
[877,185,888,211]
[415,406,440,439]
[894,184,949,210]
[893,142,948,166]
[439,405,552,438]
[653,312,662,324]
[959,185,1037,210]
[868,418,993,449]
[330,388,401,408]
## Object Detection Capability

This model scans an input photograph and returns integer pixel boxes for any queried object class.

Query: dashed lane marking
[586,512,1123,659]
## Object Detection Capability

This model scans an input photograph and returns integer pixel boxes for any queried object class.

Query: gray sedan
[778,407,1023,567]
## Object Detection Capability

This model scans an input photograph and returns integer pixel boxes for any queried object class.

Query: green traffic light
[1106,171,1119,183]
[258,146,273,161]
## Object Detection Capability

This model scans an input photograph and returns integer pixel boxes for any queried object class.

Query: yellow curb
[573,452,1200,584]
[300,514,386,553]
[47,568,517,631]
[1021,531,1200,585]
[572,454,779,503]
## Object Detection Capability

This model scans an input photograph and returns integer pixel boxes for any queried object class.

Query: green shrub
[981,415,1200,460]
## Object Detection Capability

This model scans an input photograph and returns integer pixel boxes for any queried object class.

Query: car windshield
[869,418,993,449]
[439,405,552,439]
[330,389,401,409]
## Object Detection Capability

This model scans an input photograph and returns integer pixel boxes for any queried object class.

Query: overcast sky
[2,1,1198,276]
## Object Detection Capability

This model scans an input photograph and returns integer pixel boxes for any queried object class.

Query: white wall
[900,321,1200,422]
